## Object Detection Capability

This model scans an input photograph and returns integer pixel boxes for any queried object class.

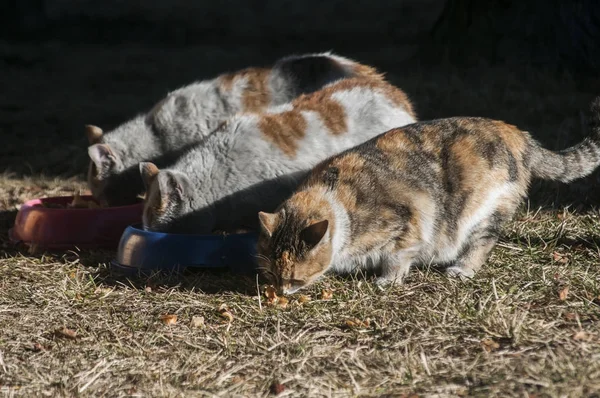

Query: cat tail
[529,97,600,183]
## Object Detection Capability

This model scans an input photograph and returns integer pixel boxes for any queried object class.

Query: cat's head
[86,125,127,206]
[256,194,335,294]
[139,162,194,232]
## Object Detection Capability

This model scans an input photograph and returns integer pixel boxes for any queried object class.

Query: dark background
[1,0,600,187]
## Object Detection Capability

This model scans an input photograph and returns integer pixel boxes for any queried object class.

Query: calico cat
[86,52,384,206]
[256,98,600,294]
[139,77,416,234]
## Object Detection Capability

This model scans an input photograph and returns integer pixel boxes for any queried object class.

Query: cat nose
[277,282,290,296]
[283,285,301,295]
[282,281,303,295]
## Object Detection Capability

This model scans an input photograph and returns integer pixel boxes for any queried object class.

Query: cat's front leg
[374,248,419,288]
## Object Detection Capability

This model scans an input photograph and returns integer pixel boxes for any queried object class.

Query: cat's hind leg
[446,235,498,279]
[446,209,512,279]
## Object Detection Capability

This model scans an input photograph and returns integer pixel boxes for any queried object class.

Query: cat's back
[216,77,416,166]
[373,117,530,159]
[291,77,415,119]
[272,52,385,97]
[304,117,533,198]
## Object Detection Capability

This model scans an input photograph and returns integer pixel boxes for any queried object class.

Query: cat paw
[446,266,475,279]
[374,277,401,290]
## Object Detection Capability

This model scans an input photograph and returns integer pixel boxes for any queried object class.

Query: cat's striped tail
[529,97,600,183]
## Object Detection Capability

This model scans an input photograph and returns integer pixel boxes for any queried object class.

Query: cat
[86,52,384,206]
[139,77,417,234]
[256,97,600,294]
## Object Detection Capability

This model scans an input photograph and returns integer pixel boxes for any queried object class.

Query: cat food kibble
[68,193,101,209]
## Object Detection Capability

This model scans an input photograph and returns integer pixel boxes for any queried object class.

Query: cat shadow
[527,175,600,210]
[0,208,18,232]
[91,265,261,296]
[0,208,19,253]
[502,235,600,251]
[83,171,311,294]
[163,170,309,233]
[98,169,600,292]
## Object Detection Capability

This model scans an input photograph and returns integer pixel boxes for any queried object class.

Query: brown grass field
[1,43,600,397]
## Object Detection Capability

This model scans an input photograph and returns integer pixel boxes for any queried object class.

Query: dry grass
[1,44,600,397]
[1,203,599,397]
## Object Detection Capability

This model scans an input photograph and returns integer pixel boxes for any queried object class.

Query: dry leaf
[55,327,77,340]
[553,272,561,280]
[564,312,577,321]
[320,289,333,300]
[559,286,569,301]
[160,314,177,325]
[344,318,370,328]
[94,286,112,295]
[269,381,286,395]
[218,305,234,323]
[231,376,243,384]
[573,331,591,341]
[481,338,500,352]
[191,316,205,328]
[30,342,45,352]
[298,294,311,304]
[220,311,234,322]
[552,252,569,264]
[277,297,289,309]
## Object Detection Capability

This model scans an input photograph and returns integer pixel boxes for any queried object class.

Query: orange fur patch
[492,121,528,159]
[297,97,347,135]
[330,153,365,174]
[350,64,386,84]
[257,78,413,157]
[219,68,272,112]
[376,128,419,153]
[258,111,307,157]
[315,78,415,120]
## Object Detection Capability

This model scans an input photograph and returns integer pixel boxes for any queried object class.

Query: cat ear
[85,125,103,145]
[157,171,189,202]
[300,220,329,249]
[139,162,160,191]
[258,212,279,237]
[88,144,116,176]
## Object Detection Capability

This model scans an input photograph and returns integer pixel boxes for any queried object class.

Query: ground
[1,42,600,397]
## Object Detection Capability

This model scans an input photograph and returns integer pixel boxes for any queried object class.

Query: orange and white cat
[140,77,416,233]
[86,53,383,205]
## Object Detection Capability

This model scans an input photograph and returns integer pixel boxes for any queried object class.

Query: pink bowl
[9,196,143,250]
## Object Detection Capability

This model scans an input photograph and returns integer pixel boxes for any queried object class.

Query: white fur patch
[435,183,517,263]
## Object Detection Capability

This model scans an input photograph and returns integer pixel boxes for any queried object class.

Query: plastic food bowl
[9,196,143,250]
[110,224,259,275]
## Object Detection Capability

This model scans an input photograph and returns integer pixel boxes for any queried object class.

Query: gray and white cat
[139,77,417,234]
[86,53,384,206]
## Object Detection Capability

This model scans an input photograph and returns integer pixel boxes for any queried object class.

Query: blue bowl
[110,224,258,276]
